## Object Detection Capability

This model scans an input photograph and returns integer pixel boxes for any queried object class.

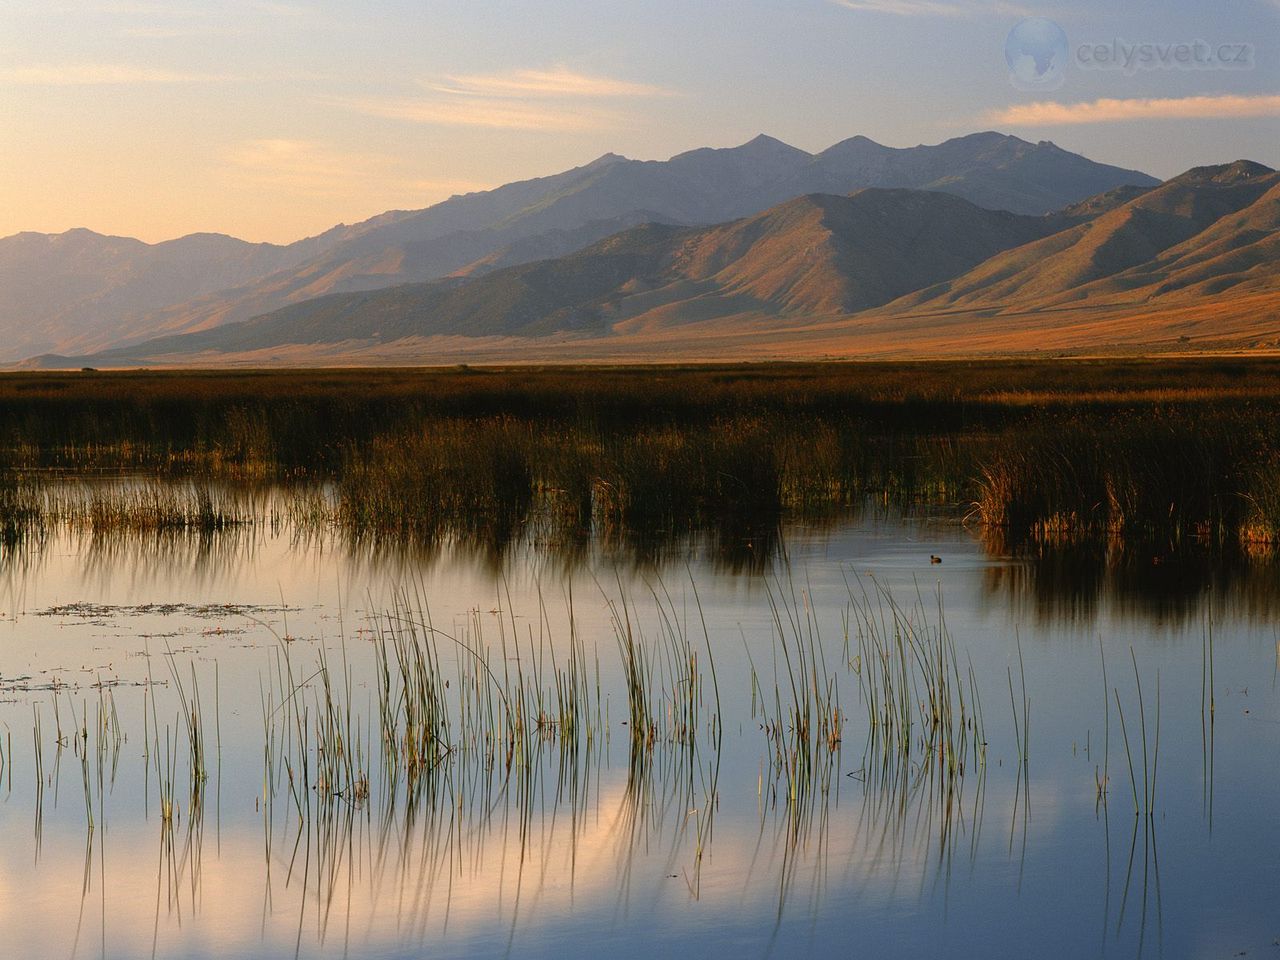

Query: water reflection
[4,503,1280,630]
[980,530,1280,625]
[1,502,1276,960]
[0,510,802,597]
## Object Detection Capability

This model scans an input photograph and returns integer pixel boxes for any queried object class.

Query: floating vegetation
[37,601,298,620]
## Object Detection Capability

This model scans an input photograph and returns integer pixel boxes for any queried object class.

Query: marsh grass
[214,580,730,916]
[1111,648,1162,817]
[742,572,845,842]
[1201,613,1216,821]
[971,409,1274,545]
[2,361,1279,552]
[0,479,255,537]
[846,578,986,818]
[606,579,711,754]
[247,576,721,858]
[1,566,1172,931]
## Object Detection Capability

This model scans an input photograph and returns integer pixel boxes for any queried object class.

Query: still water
[1,509,1277,959]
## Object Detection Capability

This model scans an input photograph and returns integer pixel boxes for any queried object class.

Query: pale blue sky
[2,0,1277,242]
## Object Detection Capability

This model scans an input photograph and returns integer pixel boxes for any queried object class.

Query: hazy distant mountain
[0,219,405,358]
[68,188,1067,359]
[0,131,1157,360]
[792,132,1157,216]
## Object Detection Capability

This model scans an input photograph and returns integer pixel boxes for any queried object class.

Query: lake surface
[1,507,1278,959]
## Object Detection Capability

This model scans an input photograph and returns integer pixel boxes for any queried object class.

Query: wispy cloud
[11,0,327,17]
[333,64,670,132]
[988,93,1280,125]
[246,1,323,17]
[332,96,621,132]
[222,139,486,199]
[11,0,345,33]
[117,24,240,38]
[830,0,1030,17]
[429,66,675,99]
[108,3,335,40]
[0,63,230,85]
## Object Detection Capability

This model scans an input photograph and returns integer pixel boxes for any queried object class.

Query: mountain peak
[668,134,812,170]
[818,135,889,159]
[735,134,811,158]
[1174,159,1275,185]
[31,227,129,246]
[583,152,628,171]
[933,131,1043,158]
[50,227,111,242]
[954,130,1025,146]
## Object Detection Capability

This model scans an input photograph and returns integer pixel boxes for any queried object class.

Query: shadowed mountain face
[884,161,1280,313]
[75,189,1069,358]
[0,132,1157,361]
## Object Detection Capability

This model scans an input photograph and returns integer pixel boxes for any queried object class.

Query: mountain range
[3,131,1158,362]
[90,188,1073,359]
[52,158,1279,366]
[12,131,1278,365]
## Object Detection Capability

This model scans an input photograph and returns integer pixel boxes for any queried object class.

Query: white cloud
[987,92,1280,125]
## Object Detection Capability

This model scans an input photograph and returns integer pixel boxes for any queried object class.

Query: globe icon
[1005,18,1068,90]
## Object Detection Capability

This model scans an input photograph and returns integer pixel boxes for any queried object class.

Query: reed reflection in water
[1,493,1277,958]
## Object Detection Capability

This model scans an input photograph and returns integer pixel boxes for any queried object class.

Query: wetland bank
[2,361,1279,959]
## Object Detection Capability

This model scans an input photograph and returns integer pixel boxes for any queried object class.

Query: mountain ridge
[880,160,1280,314]
[35,160,1279,367]
[0,131,1158,361]
[53,187,1083,361]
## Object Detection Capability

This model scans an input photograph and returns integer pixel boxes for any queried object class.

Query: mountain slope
[40,160,1280,366]
[0,215,417,359]
[885,161,1280,313]
[136,132,1154,336]
[1,131,1157,360]
[73,189,1064,360]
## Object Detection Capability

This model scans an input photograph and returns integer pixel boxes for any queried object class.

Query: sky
[1,0,1277,244]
